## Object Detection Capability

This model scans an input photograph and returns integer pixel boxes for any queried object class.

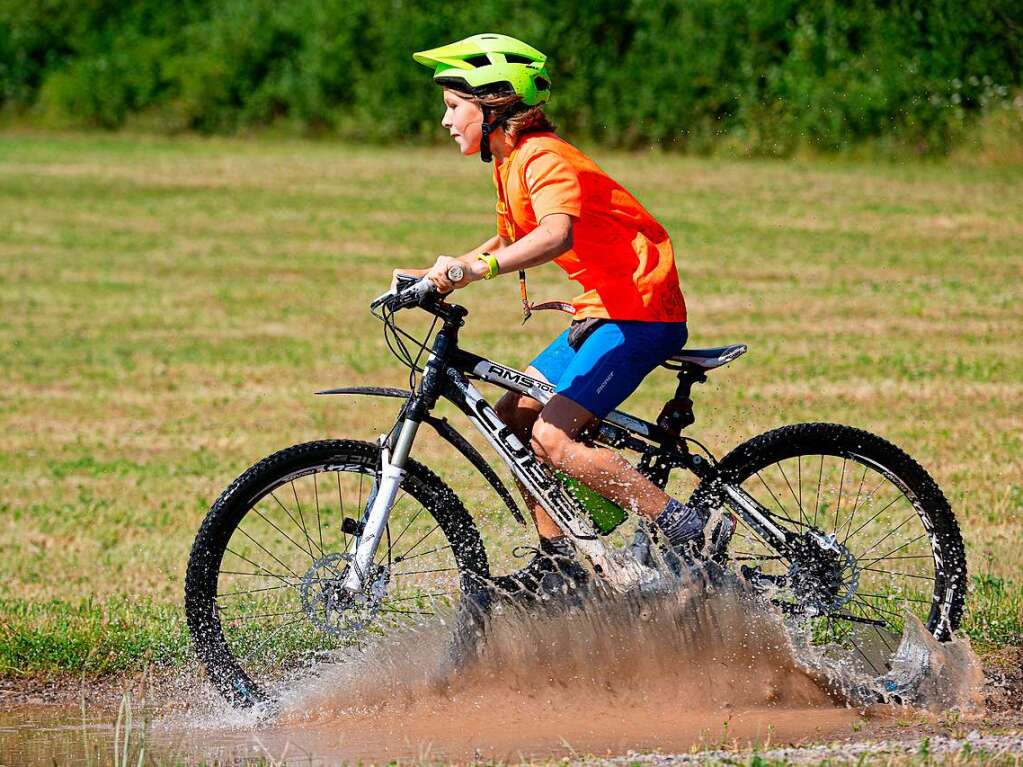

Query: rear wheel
[695,423,966,675]
[184,439,489,706]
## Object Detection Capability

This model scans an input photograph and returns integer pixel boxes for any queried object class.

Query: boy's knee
[530,419,570,469]
[495,392,540,437]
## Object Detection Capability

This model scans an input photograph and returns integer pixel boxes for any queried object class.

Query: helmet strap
[479,106,493,164]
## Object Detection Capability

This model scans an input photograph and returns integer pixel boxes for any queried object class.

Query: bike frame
[337,298,793,594]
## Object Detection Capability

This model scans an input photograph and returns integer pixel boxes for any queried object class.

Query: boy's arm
[425,214,572,291]
[391,234,509,285]
[455,233,508,263]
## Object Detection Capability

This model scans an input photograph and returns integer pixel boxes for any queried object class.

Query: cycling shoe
[489,537,590,605]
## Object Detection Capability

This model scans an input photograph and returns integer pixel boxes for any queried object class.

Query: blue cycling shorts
[530,320,688,419]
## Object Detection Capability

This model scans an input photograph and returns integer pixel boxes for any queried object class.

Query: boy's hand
[425,256,482,293]
[390,268,427,292]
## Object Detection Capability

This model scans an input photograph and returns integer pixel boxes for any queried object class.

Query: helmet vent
[465,55,491,68]
[504,54,534,65]
[534,77,550,90]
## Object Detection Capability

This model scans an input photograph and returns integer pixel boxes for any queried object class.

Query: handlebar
[370,265,464,311]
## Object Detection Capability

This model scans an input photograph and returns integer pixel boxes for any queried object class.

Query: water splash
[148,567,986,763]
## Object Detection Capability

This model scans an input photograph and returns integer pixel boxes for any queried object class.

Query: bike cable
[680,435,719,466]
[378,300,440,392]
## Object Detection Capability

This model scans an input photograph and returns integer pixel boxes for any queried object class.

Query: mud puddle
[0,573,984,765]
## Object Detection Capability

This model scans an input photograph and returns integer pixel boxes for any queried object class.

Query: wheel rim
[209,461,463,690]
[726,450,943,675]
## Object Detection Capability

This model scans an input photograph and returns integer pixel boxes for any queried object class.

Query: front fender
[316,386,526,526]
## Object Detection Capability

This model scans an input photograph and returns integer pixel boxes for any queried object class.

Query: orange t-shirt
[493,132,686,322]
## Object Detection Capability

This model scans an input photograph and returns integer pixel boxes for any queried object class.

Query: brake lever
[370,266,464,312]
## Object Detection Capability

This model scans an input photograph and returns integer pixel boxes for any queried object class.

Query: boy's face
[441,89,483,156]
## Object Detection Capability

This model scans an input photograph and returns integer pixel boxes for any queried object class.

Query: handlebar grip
[371,264,466,311]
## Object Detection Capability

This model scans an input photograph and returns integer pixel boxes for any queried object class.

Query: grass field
[0,132,1021,679]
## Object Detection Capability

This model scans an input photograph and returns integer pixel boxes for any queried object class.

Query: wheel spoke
[249,505,317,562]
[858,511,919,559]
[291,480,321,559]
[797,455,802,518]
[219,608,307,622]
[776,461,808,527]
[825,611,886,628]
[391,566,457,577]
[387,502,423,553]
[216,583,295,600]
[396,522,443,562]
[861,566,935,583]
[833,457,848,537]
[812,454,824,527]
[235,526,301,579]
[841,466,869,544]
[756,470,795,523]
[844,491,906,544]
[861,531,930,568]
[394,544,452,564]
[339,472,349,550]
[241,617,311,663]
[858,590,932,606]
[387,591,455,604]
[270,490,323,560]
[851,595,903,621]
[221,569,296,580]
[225,545,297,585]
[313,476,325,556]
[848,635,882,675]
[379,607,435,617]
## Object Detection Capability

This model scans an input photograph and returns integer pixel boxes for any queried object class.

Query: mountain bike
[184,272,967,708]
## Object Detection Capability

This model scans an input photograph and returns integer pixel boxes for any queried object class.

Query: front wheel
[184,440,489,707]
[695,422,967,675]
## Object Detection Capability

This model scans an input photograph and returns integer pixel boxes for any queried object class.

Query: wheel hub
[786,531,860,615]
[298,552,390,635]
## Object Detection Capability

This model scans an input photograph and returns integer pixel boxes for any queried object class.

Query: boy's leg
[492,370,589,597]
[493,369,564,540]
[532,396,707,548]
[531,395,668,517]
[531,320,708,551]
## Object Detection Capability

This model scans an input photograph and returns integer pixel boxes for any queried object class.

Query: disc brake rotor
[298,552,390,636]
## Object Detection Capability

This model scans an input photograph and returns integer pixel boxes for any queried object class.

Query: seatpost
[656,363,705,438]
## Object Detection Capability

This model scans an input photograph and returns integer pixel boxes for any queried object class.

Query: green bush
[1,0,1021,155]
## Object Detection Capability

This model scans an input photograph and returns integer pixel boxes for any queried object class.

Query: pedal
[708,511,736,562]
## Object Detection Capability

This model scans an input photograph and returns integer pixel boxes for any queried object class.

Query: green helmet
[413,33,551,106]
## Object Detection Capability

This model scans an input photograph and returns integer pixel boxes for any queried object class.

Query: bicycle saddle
[663,343,748,370]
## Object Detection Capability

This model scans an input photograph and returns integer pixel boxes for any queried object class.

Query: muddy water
[0,574,982,765]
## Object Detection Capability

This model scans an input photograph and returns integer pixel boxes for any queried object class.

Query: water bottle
[555,471,627,534]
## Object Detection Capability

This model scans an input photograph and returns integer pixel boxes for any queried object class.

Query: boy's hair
[453,87,556,142]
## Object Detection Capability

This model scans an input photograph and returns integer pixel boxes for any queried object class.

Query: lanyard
[495,165,574,324]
